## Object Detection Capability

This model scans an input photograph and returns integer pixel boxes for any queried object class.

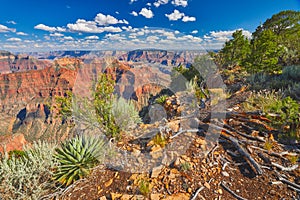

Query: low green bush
[243,91,300,141]
[112,97,142,131]
[0,141,58,200]
[282,65,300,81]
[155,95,169,105]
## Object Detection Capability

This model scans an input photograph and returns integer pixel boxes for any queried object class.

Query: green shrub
[155,95,169,105]
[53,135,106,186]
[185,79,198,92]
[282,65,300,81]
[243,91,300,140]
[94,73,120,139]
[286,83,300,100]
[112,97,141,131]
[55,91,73,119]
[138,179,151,196]
[180,161,191,171]
[268,96,300,135]
[8,149,27,159]
[0,141,57,200]
[152,133,167,148]
[242,90,283,112]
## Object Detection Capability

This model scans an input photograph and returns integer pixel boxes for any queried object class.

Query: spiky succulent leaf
[53,135,106,186]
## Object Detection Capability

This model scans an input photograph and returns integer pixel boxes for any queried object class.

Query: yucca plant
[53,135,106,186]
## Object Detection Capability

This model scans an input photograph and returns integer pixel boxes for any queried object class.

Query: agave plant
[53,135,106,186]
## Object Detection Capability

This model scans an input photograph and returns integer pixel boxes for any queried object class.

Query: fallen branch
[222,123,265,142]
[205,110,264,121]
[250,145,288,160]
[190,186,205,200]
[222,135,263,175]
[170,128,203,139]
[271,162,299,171]
[207,144,219,161]
[221,181,248,200]
[238,118,274,131]
[277,175,300,190]
[287,185,300,193]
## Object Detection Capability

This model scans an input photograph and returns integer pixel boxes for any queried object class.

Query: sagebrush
[0,141,58,200]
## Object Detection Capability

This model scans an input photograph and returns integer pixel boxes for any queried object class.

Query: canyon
[0,49,204,152]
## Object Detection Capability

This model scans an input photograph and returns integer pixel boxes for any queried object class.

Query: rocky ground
[53,90,300,200]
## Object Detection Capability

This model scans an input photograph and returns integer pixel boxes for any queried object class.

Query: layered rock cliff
[0,49,203,151]
[0,58,78,144]
[0,51,52,74]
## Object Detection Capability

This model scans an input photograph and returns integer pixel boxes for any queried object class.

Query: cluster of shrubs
[0,72,142,199]
[243,90,300,142]
[247,65,300,95]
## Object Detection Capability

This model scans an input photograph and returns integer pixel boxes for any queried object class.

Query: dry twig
[221,181,248,200]
[271,162,299,171]
[222,135,263,175]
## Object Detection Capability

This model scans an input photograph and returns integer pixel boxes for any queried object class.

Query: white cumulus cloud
[130,11,138,16]
[154,0,169,7]
[191,30,198,34]
[129,0,138,3]
[85,35,99,40]
[165,10,184,21]
[16,32,28,36]
[182,16,196,22]
[207,29,252,43]
[68,19,123,33]
[7,37,22,42]
[34,24,66,32]
[67,20,101,33]
[139,8,154,18]
[64,36,74,40]
[50,33,64,37]
[171,0,188,7]
[0,24,16,32]
[6,21,17,25]
[165,10,196,22]
[95,13,128,26]
[102,26,122,32]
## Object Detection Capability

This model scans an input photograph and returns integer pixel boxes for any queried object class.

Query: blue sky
[0,0,299,52]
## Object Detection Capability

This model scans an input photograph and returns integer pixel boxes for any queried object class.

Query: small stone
[151,145,162,152]
[166,100,172,106]
[132,148,141,157]
[151,193,161,200]
[150,150,163,159]
[169,168,179,179]
[121,194,133,200]
[221,171,230,177]
[196,138,206,145]
[269,190,276,195]
[187,188,193,193]
[163,193,190,200]
[217,189,223,194]
[99,196,107,200]
[168,121,180,132]
[151,165,164,178]
[104,178,114,187]
[174,157,181,167]
[111,193,122,200]
[204,182,211,190]
[129,174,139,180]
